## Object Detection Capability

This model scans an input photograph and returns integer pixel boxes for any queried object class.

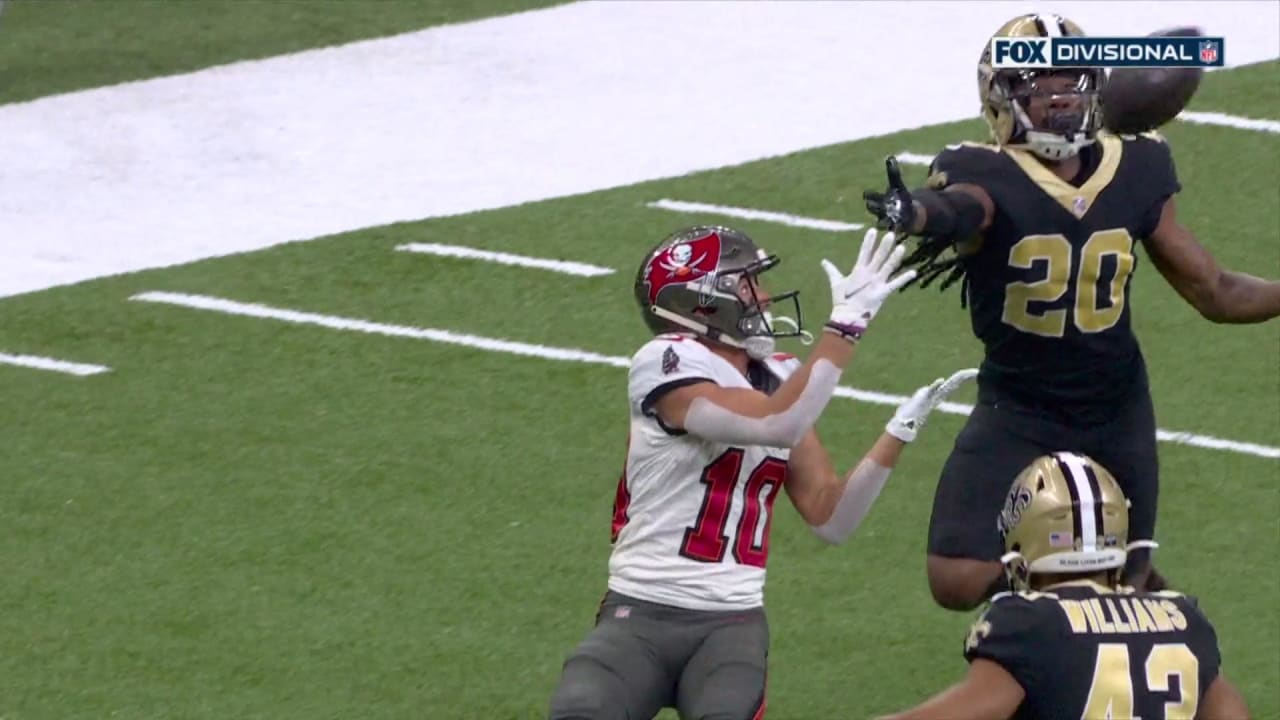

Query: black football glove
[863,156,917,234]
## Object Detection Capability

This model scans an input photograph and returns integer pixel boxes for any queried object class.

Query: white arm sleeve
[682,358,843,449]
[809,459,893,545]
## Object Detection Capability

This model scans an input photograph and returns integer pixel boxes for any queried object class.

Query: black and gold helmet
[997,452,1156,592]
[633,226,808,359]
[977,13,1105,160]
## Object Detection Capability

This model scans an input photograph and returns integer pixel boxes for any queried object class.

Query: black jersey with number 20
[928,134,1180,420]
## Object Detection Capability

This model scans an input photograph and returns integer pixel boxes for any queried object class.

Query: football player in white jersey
[548,225,977,720]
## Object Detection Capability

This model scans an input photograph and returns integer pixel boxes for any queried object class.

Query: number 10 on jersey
[680,449,787,568]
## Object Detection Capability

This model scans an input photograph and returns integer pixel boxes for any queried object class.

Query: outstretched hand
[820,228,918,340]
[863,156,917,234]
[886,368,979,443]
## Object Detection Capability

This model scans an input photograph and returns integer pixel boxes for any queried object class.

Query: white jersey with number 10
[608,334,799,611]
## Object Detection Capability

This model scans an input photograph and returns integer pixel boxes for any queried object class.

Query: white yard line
[1177,111,1280,134]
[130,290,1280,461]
[647,199,864,232]
[0,352,110,377]
[395,243,614,277]
[130,291,630,368]
[1154,429,1280,459]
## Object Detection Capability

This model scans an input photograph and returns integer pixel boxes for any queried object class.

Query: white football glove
[820,228,917,340]
[887,368,979,443]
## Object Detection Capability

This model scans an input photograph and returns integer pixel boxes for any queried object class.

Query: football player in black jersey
[863,13,1280,610]
[878,452,1250,720]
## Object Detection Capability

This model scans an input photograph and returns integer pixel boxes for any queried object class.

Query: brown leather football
[1100,26,1204,135]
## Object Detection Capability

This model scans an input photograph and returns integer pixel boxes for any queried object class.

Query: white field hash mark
[647,199,864,232]
[130,291,1280,461]
[396,243,614,277]
[0,352,110,376]
[1177,111,1280,134]
[130,292,630,368]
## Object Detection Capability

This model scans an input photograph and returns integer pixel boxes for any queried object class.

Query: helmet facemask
[997,68,1104,161]
[735,255,811,353]
[688,255,810,359]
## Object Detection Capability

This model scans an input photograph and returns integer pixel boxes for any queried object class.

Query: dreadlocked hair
[898,233,973,308]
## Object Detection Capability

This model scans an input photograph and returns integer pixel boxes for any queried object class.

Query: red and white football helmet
[633,226,807,358]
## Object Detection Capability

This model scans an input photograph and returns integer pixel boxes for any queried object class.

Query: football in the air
[1100,26,1205,135]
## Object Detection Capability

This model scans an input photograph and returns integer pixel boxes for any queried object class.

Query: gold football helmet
[977,13,1105,160]
[998,452,1157,591]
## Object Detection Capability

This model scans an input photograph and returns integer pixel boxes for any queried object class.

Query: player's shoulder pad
[630,332,698,360]
[1110,129,1176,171]
[1109,128,1169,145]
[965,590,1067,690]
[989,588,1063,611]
[1153,590,1221,645]
[628,334,719,407]
[929,141,1007,187]
[1114,129,1172,150]
[758,352,801,381]
[1140,586,1209,612]
[967,590,1061,649]
[1150,588,1210,616]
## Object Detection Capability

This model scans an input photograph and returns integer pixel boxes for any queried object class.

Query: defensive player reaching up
[863,12,1280,612]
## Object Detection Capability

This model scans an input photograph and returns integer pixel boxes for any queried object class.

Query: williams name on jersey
[966,581,1221,719]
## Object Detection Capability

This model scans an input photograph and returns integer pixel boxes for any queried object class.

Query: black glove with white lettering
[863,156,917,234]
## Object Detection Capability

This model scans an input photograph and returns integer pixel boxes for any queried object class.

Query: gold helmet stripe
[1056,451,1101,552]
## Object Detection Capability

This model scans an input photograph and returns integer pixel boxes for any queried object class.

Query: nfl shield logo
[1199,41,1219,64]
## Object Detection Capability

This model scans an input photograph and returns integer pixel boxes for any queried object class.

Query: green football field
[1,2,1276,718]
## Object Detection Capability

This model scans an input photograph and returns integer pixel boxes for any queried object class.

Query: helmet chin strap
[1020,130,1093,160]
[1000,539,1159,589]
[1009,99,1095,160]
[741,336,775,360]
